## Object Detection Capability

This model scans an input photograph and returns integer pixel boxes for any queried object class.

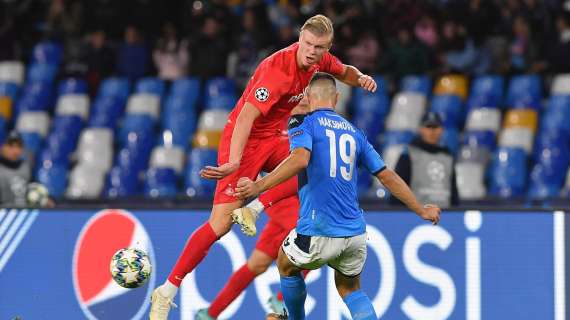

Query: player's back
[289,109,385,237]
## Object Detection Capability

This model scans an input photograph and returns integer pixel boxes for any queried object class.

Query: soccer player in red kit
[149,14,377,320]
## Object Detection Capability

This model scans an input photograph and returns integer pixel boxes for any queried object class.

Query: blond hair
[301,14,334,39]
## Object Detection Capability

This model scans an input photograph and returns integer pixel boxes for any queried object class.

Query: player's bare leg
[232,177,298,236]
[334,271,376,320]
[150,201,242,320]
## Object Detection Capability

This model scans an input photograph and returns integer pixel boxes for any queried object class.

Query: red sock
[208,264,256,317]
[276,269,310,301]
[167,223,218,287]
[259,177,298,208]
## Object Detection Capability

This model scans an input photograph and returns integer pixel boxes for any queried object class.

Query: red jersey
[226,43,345,138]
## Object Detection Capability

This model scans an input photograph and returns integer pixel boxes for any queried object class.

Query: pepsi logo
[72,209,155,320]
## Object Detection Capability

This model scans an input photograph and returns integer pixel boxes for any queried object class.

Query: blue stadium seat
[533,130,570,164]
[31,41,63,65]
[162,95,197,147]
[488,147,527,197]
[527,163,564,199]
[430,95,464,128]
[440,127,459,154]
[26,63,57,83]
[462,130,496,152]
[37,164,67,198]
[204,77,237,110]
[351,90,390,141]
[99,77,130,101]
[104,166,139,197]
[539,96,570,135]
[400,75,431,96]
[467,75,503,109]
[506,75,541,109]
[184,148,217,197]
[0,117,6,143]
[20,132,43,154]
[44,116,84,164]
[89,96,125,128]
[57,78,88,96]
[171,77,200,103]
[16,82,53,113]
[381,130,415,148]
[136,77,166,96]
[144,167,178,197]
[115,147,147,174]
[118,114,156,146]
[0,82,19,101]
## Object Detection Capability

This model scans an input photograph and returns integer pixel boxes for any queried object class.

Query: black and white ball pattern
[255,87,269,102]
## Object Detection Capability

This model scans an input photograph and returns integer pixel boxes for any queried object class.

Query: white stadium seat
[66,164,105,198]
[126,93,161,119]
[498,127,534,153]
[551,74,570,95]
[149,146,185,174]
[382,144,406,170]
[335,79,351,117]
[386,93,427,131]
[465,108,502,133]
[456,162,486,200]
[198,110,229,131]
[0,61,25,85]
[76,128,113,163]
[56,94,90,120]
[16,111,50,137]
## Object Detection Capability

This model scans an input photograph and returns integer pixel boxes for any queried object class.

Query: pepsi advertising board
[0,209,565,319]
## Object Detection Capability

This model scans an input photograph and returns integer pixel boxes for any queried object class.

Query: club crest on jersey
[255,87,269,102]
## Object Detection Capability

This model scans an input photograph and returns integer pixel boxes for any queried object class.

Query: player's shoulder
[258,44,298,75]
[288,113,310,130]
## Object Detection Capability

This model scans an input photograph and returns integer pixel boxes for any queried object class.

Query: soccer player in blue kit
[236,72,441,320]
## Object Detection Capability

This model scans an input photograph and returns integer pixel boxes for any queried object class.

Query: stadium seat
[506,75,541,109]
[503,109,538,133]
[498,127,534,153]
[488,147,527,198]
[149,146,185,173]
[16,111,50,137]
[551,74,570,95]
[116,144,152,175]
[539,95,570,135]
[37,163,67,198]
[104,166,139,197]
[118,114,156,146]
[439,127,459,154]
[0,117,6,142]
[55,94,89,120]
[386,93,427,131]
[144,167,178,198]
[462,130,497,152]
[381,130,415,148]
[45,116,84,163]
[136,77,166,96]
[204,77,237,110]
[382,144,407,170]
[466,75,504,109]
[527,164,564,199]
[197,110,229,132]
[465,108,502,133]
[184,148,217,197]
[458,145,491,164]
[400,75,431,96]
[455,162,486,200]
[171,77,200,103]
[430,95,464,128]
[356,168,372,197]
[433,74,468,99]
[26,63,57,83]
[126,93,160,119]
[0,82,19,101]
[76,128,114,171]
[351,88,390,140]
[192,130,222,149]
[99,77,130,101]
[89,96,125,128]
[533,130,570,163]
[66,164,105,198]
[19,132,43,154]
[162,96,197,147]
[335,80,352,116]
[0,61,25,85]
[562,169,570,197]
[57,78,87,95]
[0,96,12,120]
[31,41,63,65]
[16,82,53,113]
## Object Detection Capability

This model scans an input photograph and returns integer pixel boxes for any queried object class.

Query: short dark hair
[309,72,336,88]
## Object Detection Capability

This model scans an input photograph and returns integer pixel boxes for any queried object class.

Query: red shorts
[255,196,299,259]
[214,128,290,204]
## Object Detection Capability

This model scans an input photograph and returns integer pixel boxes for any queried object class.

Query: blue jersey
[288,109,386,237]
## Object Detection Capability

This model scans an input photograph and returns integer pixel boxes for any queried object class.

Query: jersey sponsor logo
[288,92,304,103]
[288,114,305,129]
[255,87,270,102]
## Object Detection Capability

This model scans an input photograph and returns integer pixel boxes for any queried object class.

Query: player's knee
[247,260,270,275]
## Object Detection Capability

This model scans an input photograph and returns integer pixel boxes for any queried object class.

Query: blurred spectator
[117,25,150,82]
[44,0,82,41]
[189,16,229,80]
[439,19,489,74]
[123,0,166,39]
[541,13,570,73]
[509,15,540,73]
[0,132,31,207]
[384,28,430,80]
[415,14,439,49]
[345,31,380,75]
[0,3,18,60]
[391,112,459,208]
[61,39,88,78]
[460,0,499,45]
[153,22,189,81]
[83,0,124,39]
[273,20,297,50]
[85,30,115,94]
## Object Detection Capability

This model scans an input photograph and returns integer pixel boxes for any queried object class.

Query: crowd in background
[1,0,570,93]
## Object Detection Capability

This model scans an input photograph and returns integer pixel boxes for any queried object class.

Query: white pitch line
[0,210,39,272]
[554,211,565,320]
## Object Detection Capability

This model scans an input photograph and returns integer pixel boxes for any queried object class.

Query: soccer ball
[26,182,49,207]
[110,248,152,288]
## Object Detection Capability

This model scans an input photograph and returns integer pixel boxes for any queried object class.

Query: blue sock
[279,274,306,320]
[343,290,376,320]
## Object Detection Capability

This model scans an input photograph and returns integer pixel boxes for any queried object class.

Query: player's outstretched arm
[335,65,377,93]
[201,102,261,180]
[235,148,310,199]
[376,168,441,225]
